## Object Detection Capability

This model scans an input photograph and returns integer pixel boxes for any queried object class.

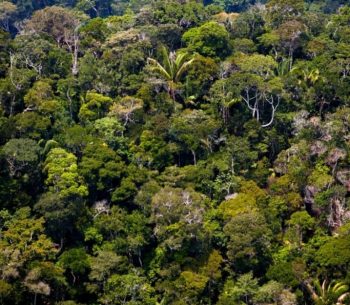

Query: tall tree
[22,6,88,76]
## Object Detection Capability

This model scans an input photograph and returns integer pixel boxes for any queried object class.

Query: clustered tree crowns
[22,6,88,75]
[1,0,350,304]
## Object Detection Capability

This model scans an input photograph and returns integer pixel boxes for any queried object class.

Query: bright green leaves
[219,180,266,219]
[269,175,303,216]
[44,148,88,199]
[218,273,297,305]
[327,6,350,43]
[305,278,350,305]
[3,1,350,305]
[176,271,209,303]
[38,147,88,242]
[217,272,258,305]
[308,162,333,189]
[0,208,60,302]
[285,211,316,246]
[24,80,62,115]
[94,117,125,149]
[79,91,113,123]
[219,193,258,219]
[0,208,56,266]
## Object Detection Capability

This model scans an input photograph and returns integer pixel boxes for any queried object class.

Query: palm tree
[291,66,324,86]
[147,46,196,102]
[304,278,349,305]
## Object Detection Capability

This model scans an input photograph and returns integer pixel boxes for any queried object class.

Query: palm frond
[332,282,349,295]
[161,46,172,78]
[313,279,323,297]
[338,292,350,303]
[175,52,189,68]
[147,57,171,80]
[175,57,195,82]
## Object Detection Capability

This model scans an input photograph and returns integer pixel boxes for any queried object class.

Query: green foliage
[93,117,125,149]
[0,208,60,303]
[224,209,272,272]
[44,147,88,198]
[182,21,231,58]
[315,234,350,271]
[151,187,210,250]
[306,278,350,305]
[266,0,305,27]
[146,46,196,101]
[1,138,40,177]
[131,129,174,170]
[59,248,90,275]
[100,272,156,305]
[308,162,333,189]
[79,91,113,123]
[24,80,62,115]
[217,272,259,305]
[79,141,126,194]
[170,109,220,164]
[2,1,350,304]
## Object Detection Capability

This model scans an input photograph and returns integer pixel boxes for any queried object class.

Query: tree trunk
[191,149,197,166]
[72,35,79,76]
[66,88,73,120]
[170,86,176,102]
[289,48,294,71]
[71,270,76,285]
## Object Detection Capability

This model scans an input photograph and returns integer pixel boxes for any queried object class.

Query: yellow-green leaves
[44,148,88,198]
[79,91,113,123]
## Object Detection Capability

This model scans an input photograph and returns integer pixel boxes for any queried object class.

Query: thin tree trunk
[191,149,197,166]
[66,88,73,120]
[71,271,76,285]
[289,48,294,71]
[72,36,79,76]
[170,86,176,102]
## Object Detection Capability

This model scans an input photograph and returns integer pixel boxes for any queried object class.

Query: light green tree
[44,147,88,198]
[79,91,113,123]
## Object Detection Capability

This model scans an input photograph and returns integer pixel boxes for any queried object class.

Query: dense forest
[2,0,350,304]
